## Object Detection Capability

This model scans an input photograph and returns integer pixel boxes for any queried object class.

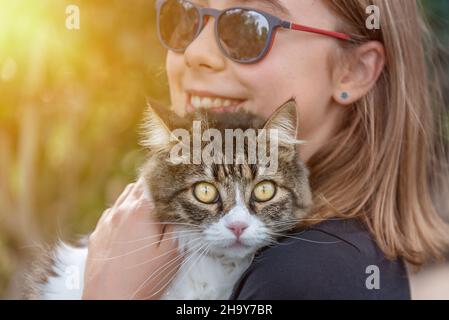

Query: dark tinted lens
[218,9,270,62]
[159,0,200,51]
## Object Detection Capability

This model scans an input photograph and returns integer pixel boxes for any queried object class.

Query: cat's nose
[227,222,248,238]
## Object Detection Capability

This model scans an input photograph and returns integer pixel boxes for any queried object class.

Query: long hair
[307,0,449,267]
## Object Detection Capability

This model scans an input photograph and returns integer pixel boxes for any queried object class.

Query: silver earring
[341,92,349,100]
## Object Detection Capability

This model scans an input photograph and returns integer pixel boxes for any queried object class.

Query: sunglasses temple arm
[285,22,353,42]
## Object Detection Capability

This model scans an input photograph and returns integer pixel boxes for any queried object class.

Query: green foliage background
[0,0,447,298]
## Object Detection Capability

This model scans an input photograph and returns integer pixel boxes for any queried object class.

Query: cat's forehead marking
[211,164,241,181]
[219,164,231,179]
[235,184,244,206]
[204,164,214,178]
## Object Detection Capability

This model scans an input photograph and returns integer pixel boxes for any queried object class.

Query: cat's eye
[253,181,276,202]
[193,182,219,204]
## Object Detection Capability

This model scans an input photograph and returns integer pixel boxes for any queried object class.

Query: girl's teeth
[193,96,201,107]
[190,95,240,109]
[203,97,212,109]
[213,98,222,108]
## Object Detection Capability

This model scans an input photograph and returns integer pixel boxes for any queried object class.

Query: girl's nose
[184,17,226,72]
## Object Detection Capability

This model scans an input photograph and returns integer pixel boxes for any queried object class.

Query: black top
[229,219,411,300]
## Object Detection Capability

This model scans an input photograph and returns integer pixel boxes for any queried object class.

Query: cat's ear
[140,102,174,149]
[263,98,303,146]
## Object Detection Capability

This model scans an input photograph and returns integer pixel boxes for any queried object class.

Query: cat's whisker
[261,237,276,246]
[268,222,301,228]
[269,221,300,225]
[264,239,281,247]
[144,244,206,299]
[145,243,211,300]
[125,246,180,270]
[267,217,340,226]
[270,223,298,229]
[129,251,188,300]
[138,221,202,229]
[129,241,205,300]
[125,237,202,270]
[132,241,206,300]
[271,217,352,224]
[267,232,341,245]
[274,226,302,234]
[155,243,211,298]
[268,224,302,231]
[270,221,300,227]
[113,229,202,244]
[93,233,199,261]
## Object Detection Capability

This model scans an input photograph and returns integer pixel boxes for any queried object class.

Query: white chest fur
[40,236,252,300]
[162,233,252,300]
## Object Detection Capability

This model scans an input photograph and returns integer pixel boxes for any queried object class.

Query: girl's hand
[82,178,181,300]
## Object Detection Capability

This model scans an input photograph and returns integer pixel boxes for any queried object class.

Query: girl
[82,0,449,299]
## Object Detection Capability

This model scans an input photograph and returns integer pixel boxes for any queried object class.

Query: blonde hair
[307,0,449,267]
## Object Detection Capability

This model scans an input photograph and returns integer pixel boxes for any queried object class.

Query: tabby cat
[23,99,312,300]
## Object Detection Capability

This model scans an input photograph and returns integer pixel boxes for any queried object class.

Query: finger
[136,182,153,204]
[124,184,153,211]
[114,182,136,208]
[131,177,146,199]
[98,207,112,224]
[142,201,164,235]
[158,225,178,249]
[134,196,154,215]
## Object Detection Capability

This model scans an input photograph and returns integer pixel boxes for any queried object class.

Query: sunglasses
[156,0,354,64]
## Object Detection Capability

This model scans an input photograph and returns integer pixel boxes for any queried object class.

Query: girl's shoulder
[230,219,411,300]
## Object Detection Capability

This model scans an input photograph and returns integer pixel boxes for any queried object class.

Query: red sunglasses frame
[157,0,354,64]
[288,23,352,42]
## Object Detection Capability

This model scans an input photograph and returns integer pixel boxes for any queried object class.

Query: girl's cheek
[166,53,186,115]
[237,61,324,119]
[166,53,182,90]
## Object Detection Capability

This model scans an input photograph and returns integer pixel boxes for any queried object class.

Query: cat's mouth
[185,91,247,114]
[219,238,254,251]
[228,240,250,249]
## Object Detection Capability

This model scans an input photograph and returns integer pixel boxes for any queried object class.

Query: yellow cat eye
[253,181,277,202]
[193,182,219,204]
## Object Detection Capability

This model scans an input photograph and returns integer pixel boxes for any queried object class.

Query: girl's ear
[332,41,386,105]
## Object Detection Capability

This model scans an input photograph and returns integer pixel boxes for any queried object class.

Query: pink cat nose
[227,222,248,238]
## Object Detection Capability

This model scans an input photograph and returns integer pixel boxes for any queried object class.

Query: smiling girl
[81,0,449,299]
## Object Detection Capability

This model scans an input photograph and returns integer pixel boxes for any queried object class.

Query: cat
[22,99,312,300]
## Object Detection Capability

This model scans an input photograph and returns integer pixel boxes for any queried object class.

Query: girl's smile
[185,90,248,113]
